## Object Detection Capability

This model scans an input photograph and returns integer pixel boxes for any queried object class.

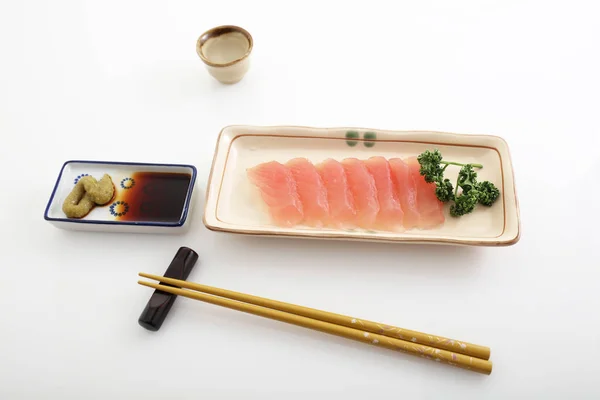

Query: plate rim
[203,125,521,246]
[43,159,198,227]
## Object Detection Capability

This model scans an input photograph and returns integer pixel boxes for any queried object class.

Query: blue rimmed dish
[44,160,198,234]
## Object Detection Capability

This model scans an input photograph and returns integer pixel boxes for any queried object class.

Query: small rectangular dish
[44,160,197,234]
[203,125,520,246]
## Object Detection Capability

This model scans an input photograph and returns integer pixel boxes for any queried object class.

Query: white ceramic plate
[203,125,520,246]
[44,160,197,234]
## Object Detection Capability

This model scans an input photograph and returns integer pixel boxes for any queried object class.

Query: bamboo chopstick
[137,274,493,375]
[138,272,490,360]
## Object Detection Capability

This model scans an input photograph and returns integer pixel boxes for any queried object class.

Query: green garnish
[450,189,479,217]
[435,178,455,202]
[417,149,500,217]
[476,181,500,207]
[456,164,478,195]
[417,150,445,183]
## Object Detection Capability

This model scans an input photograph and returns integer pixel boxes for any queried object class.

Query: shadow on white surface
[209,232,486,275]
[128,61,256,108]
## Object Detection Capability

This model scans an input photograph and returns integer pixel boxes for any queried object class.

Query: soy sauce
[115,172,191,223]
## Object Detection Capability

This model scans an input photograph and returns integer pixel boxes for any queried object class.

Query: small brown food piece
[61,174,115,218]
[62,181,97,218]
[80,174,114,205]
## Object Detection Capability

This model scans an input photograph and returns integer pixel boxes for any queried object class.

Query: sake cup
[196,25,253,84]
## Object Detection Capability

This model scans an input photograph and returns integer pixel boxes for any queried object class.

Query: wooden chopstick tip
[138,280,165,290]
[138,280,152,287]
[139,272,159,280]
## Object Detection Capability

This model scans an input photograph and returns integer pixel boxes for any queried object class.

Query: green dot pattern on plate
[345,131,359,147]
[364,131,377,147]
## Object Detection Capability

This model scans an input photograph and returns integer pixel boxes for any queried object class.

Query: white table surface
[2,1,599,398]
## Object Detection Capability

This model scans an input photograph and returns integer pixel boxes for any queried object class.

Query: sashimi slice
[364,156,405,231]
[405,157,445,227]
[315,158,356,228]
[389,158,421,229]
[246,161,304,227]
[341,158,379,229]
[285,158,329,227]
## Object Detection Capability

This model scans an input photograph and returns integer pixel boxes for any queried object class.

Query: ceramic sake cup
[196,25,253,84]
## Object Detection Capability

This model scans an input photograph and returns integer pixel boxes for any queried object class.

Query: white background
[1,0,599,398]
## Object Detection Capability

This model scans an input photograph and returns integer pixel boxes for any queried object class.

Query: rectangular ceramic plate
[203,125,520,246]
[44,160,197,234]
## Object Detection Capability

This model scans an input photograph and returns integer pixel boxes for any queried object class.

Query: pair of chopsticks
[138,273,492,375]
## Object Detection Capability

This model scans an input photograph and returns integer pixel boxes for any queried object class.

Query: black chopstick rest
[138,246,199,331]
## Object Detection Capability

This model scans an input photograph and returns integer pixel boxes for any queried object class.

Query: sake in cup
[196,25,253,84]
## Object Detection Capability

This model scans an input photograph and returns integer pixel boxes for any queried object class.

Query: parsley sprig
[417,149,500,217]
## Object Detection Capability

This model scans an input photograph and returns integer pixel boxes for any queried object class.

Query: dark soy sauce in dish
[116,172,191,223]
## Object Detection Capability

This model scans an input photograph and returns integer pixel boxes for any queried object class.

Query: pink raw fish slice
[247,161,304,227]
[389,158,421,229]
[364,156,405,231]
[406,157,445,228]
[315,158,356,228]
[286,158,329,227]
[341,158,379,229]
